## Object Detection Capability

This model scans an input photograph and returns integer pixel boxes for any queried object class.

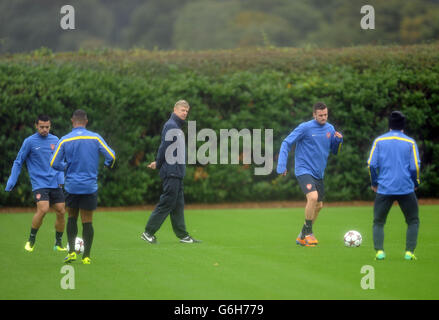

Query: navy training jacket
[156,113,186,180]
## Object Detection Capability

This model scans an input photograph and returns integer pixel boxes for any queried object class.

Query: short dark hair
[389,111,406,130]
[72,109,88,122]
[36,114,50,124]
[313,102,327,112]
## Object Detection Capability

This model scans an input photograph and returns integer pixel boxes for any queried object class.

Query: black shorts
[65,192,98,211]
[296,174,325,202]
[33,188,65,205]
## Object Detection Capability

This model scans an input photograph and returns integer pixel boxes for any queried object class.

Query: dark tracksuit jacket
[145,113,189,238]
[156,113,186,180]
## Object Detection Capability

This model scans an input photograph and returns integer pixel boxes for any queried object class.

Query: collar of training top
[171,112,185,127]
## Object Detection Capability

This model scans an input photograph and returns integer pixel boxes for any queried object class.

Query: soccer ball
[66,237,85,254]
[344,230,362,247]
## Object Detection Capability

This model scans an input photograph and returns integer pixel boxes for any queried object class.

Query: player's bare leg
[52,202,66,250]
[305,193,319,244]
[67,206,79,218]
[297,192,319,246]
[32,200,50,229]
[25,201,50,251]
[305,191,320,221]
[80,209,93,223]
[52,202,66,233]
[312,201,323,224]
[305,191,319,221]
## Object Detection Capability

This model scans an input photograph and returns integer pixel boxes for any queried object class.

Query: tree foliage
[1,0,439,53]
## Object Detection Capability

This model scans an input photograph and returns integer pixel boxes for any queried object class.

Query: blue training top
[367,130,420,195]
[276,119,343,179]
[6,133,64,191]
[50,126,116,194]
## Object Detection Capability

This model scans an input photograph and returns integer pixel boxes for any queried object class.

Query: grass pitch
[0,205,438,300]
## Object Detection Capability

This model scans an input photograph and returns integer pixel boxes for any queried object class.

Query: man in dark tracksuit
[141,100,200,244]
[367,111,420,261]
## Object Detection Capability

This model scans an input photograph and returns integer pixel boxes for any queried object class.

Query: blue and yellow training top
[50,126,116,194]
[367,130,420,195]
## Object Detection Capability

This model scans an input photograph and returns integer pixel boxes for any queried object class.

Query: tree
[123,0,189,50]
[0,0,114,53]
[231,10,291,47]
[173,0,242,50]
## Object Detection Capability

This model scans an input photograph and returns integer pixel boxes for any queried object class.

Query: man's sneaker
[296,236,316,247]
[375,250,386,260]
[24,241,35,252]
[404,251,417,260]
[180,236,201,243]
[64,252,77,263]
[305,234,318,246]
[296,236,305,246]
[54,245,67,252]
[82,257,91,265]
[141,232,157,244]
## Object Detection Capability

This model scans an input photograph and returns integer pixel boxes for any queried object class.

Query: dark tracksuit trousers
[373,192,419,252]
[145,177,188,239]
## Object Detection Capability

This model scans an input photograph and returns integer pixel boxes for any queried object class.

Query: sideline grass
[0,205,438,300]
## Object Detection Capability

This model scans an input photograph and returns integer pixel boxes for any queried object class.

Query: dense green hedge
[1,45,438,207]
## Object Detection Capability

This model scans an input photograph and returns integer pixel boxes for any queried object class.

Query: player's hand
[371,186,377,193]
[148,161,157,170]
[334,131,343,139]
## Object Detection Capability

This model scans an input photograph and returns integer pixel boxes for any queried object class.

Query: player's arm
[331,131,343,155]
[5,139,31,191]
[409,141,421,188]
[50,139,67,171]
[51,137,65,185]
[56,170,65,186]
[276,124,304,175]
[367,139,379,191]
[97,135,116,168]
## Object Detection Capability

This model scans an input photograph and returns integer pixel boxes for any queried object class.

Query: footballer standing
[367,111,420,261]
[50,109,116,265]
[141,100,201,245]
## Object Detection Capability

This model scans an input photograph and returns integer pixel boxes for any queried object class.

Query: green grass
[0,205,438,300]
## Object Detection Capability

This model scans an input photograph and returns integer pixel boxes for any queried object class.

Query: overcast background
[0,0,439,53]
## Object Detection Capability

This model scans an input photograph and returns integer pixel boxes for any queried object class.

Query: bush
[1,44,438,206]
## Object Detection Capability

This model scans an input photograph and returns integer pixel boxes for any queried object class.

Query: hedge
[1,44,438,206]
